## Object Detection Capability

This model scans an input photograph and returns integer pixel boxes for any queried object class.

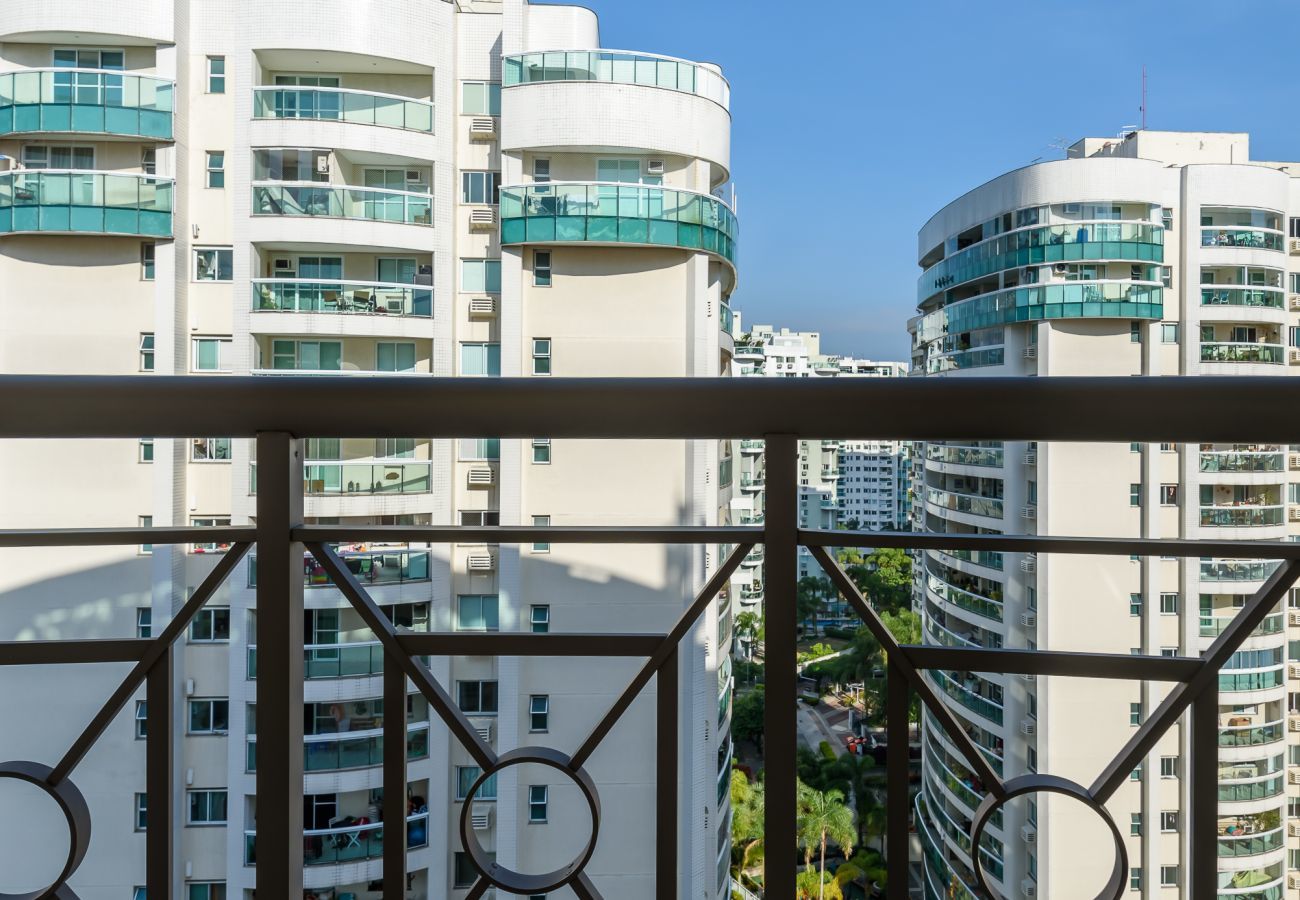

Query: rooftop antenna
[1140,65,1148,130]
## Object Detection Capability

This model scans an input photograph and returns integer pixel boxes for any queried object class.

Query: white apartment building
[909,130,1300,900]
[0,2,737,898]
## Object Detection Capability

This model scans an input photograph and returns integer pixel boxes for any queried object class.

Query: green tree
[797,782,856,900]
[796,866,843,900]
[735,610,761,656]
[845,547,912,613]
[732,689,765,752]
[797,575,834,634]
[730,770,764,889]
[840,752,881,849]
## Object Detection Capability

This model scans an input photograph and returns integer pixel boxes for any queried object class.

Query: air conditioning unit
[1289,770,1300,786]
[467,467,495,486]
[1021,878,1037,898]
[1023,449,1037,465]
[1020,612,1036,628]
[1290,611,1300,627]
[467,553,495,572]
[1289,294,1300,311]
[473,721,493,742]
[272,258,295,276]
[468,297,497,317]
[469,206,498,230]
[470,806,493,830]
[646,160,666,176]
[1021,824,1036,843]
[1020,555,1037,573]
[1289,715,1300,732]
[1022,505,1037,519]
[1290,454,1300,470]
[469,116,497,139]
[1023,346,1038,360]
[315,155,330,175]
[1289,663,1300,680]
[1021,672,1036,682]
[1290,238,1300,254]
[1020,719,1036,736]
[1289,873,1300,890]
[1289,507,1300,522]
[1290,348,1300,365]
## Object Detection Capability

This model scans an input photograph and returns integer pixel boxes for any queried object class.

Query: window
[1129,702,1141,726]
[188,885,226,900]
[1129,484,1141,507]
[1130,442,1141,453]
[377,342,417,372]
[1129,593,1142,616]
[458,438,501,460]
[456,680,498,714]
[1160,866,1178,888]
[455,766,498,801]
[139,333,155,371]
[205,151,225,189]
[528,785,548,822]
[187,789,228,825]
[532,338,552,375]
[530,605,550,634]
[534,250,552,287]
[1160,484,1178,506]
[1130,869,1141,891]
[206,56,225,93]
[135,700,148,739]
[376,438,416,458]
[1159,756,1178,778]
[188,698,229,734]
[459,510,500,527]
[194,248,233,282]
[461,171,500,205]
[192,337,233,372]
[461,342,501,376]
[1159,593,1178,614]
[455,852,494,888]
[533,158,551,184]
[191,438,232,461]
[1160,811,1178,832]
[134,888,146,900]
[139,437,154,462]
[457,595,499,631]
[270,339,341,372]
[532,438,552,464]
[532,515,550,552]
[189,608,230,643]
[597,159,647,184]
[141,244,156,281]
[191,517,232,553]
[1161,323,1178,343]
[1129,813,1141,836]
[1160,646,1177,657]
[461,259,502,293]
[139,515,153,554]
[1130,322,1141,343]
[529,695,549,732]
[1130,765,1142,782]
[136,607,152,639]
[135,793,148,830]
[141,147,156,175]
[22,145,94,169]
[461,81,501,115]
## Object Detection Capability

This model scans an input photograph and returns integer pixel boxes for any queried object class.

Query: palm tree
[730,770,764,889]
[797,781,855,900]
[840,752,880,849]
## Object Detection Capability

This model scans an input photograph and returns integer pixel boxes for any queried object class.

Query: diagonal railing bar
[308,542,498,771]
[464,879,490,900]
[1089,557,1300,803]
[48,542,250,786]
[568,542,752,771]
[808,545,1008,800]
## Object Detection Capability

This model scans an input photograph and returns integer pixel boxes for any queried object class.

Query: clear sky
[576,0,1300,360]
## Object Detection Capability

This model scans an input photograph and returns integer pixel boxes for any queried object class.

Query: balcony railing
[1200,559,1280,581]
[1200,342,1285,364]
[1217,825,1284,858]
[0,170,173,236]
[252,279,433,318]
[251,181,433,225]
[1201,229,1285,251]
[1201,287,1285,309]
[925,486,1004,519]
[244,812,429,866]
[6,375,1300,900]
[503,49,730,109]
[246,720,430,772]
[248,547,432,588]
[1218,720,1285,747]
[247,640,432,679]
[1198,449,1285,472]
[250,460,433,495]
[1199,505,1285,527]
[1199,612,1283,637]
[0,68,174,139]
[252,86,433,132]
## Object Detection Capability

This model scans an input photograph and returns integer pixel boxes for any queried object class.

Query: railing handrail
[500,179,737,216]
[250,179,432,199]
[1,169,173,181]
[251,277,427,290]
[252,84,433,106]
[244,810,428,839]
[0,66,174,83]
[247,720,430,744]
[504,47,728,84]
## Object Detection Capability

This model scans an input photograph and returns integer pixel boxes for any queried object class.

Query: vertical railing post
[1189,684,1218,898]
[145,644,173,898]
[763,434,798,898]
[255,431,305,896]
[886,659,910,899]
[656,646,679,900]
[384,660,408,900]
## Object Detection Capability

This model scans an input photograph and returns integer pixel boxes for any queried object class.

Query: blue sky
[580,0,1300,359]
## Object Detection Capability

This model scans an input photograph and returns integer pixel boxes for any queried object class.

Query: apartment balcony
[739,472,764,492]
[244,812,429,866]
[253,86,433,133]
[738,439,763,455]
[250,461,432,495]
[248,547,432,589]
[926,443,1004,468]
[1199,612,1283,638]
[247,641,431,681]
[0,170,173,236]
[0,68,174,140]
[250,279,433,338]
[925,486,1005,520]
[1200,559,1280,582]
[925,571,1004,623]
[1201,229,1285,252]
[1217,825,1284,859]
[1218,720,1285,748]
[250,181,433,252]
[1199,505,1285,527]
[1200,342,1285,365]
[1198,446,1285,473]
[929,670,1004,726]
[246,721,430,773]
[1201,287,1286,310]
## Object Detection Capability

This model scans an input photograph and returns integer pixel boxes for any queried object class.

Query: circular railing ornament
[970,774,1126,900]
[0,761,91,900]
[458,746,601,894]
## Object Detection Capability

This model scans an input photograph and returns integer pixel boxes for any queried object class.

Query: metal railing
[4,375,1300,900]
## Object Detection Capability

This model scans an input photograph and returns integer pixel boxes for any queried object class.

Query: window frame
[461,170,500,205]
[456,594,500,632]
[532,338,552,376]
[528,785,548,823]
[534,250,552,287]
[193,247,234,283]
[455,765,498,801]
[191,336,234,373]
[529,694,550,733]
[140,243,156,281]
[188,607,231,643]
[139,437,154,463]
[530,604,550,634]
[135,700,148,739]
[139,333,155,372]
[186,789,228,826]
[206,56,226,94]
[135,792,148,831]
[205,150,225,189]
[461,81,501,116]
[531,438,552,464]
[531,515,551,552]
[187,698,230,735]
[190,437,232,462]
[456,679,499,715]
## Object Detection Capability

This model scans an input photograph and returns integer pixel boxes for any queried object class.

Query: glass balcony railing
[247,641,431,680]
[926,572,1003,623]
[931,670,1004,725]
[936,281,1165,336]
[252,279,432,318]
[926,444,1004,467]
[1199,506,1285,527]
[925,487,1004,519]
[252,182,432,225]
[1200,343,1285,364]
[1200,559,1280,582]
[250,462,432,495]
[248,548,431,588]
[1199,613,1283,638]
[245,812,429,866]
[1201,229,1285,251]
[917,794,981,900]
[0,68,174,139]
[0,171,173,236]
[253,86,433,132]
[1218,668,1284,692]
[500,182,737,267]
[1218,826,1284,858]
[503,49,730,109]
[1218,720,1285,747]
[1217,775,1285,802]
[720,301,734,336]
[1201,287,1285,309]
[1199,451,1285,473]
[936,548,1005,571]
[246,721,430,772]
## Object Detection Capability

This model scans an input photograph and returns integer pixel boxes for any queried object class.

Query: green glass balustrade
[244,812,429,866]
[0,69,173,139]
[253,86,433,132]
[1200,343,1285,364]
[0,171,173,236]
[252,183,432,225]
[503,50,729,108]
[1201,288,1285,309]
[252,279,432,317]
[1201,229,1285,251]
[246,722,430,772]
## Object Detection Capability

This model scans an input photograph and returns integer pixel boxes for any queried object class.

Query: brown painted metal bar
[47,542,250,785]
[309,542,498,772]
[254,432,305,899]
[463,879,490,900]
[0,527,255,547]
[1090,558,1300,802]
[9,374,1300,441]
[396,632,665,657]
[0,639,148,665]
[762,434,798,900]
[1189,684,1217,899]
[656,647,678,900]
[567,542,751,771]
[808,545,1007,801]
[885,660,909,900]
[903,645,1201,682]
[296,524,761,544]
[383,660,407,900]
[145,643,173,900]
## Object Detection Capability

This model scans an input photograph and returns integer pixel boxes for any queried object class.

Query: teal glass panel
[555,216,586,241]
[647,220,677,244]
[617,217,648,243]
[501,218,526,243]
[677,223,702,249]
[586,216,618,242]
[524,217,555,241]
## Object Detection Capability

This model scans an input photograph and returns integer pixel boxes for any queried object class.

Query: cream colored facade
[0,1,737,897]
[910,130,1300,900]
